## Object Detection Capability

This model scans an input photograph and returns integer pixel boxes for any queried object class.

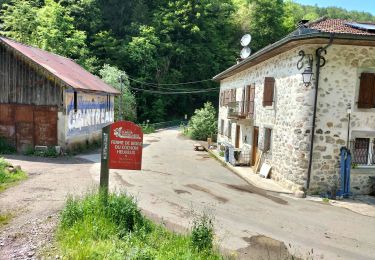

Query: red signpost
[100,121,143,191]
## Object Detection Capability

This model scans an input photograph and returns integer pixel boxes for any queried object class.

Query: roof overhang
[213,31,375,81]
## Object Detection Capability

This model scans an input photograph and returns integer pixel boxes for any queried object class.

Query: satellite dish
[241,34,252,47]
[240,47,251,59]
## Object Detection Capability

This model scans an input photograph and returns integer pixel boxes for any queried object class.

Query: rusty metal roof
[0,37,120,95]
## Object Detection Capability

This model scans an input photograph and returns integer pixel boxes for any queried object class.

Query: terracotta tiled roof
[0,37,120,94]
[306,17,375,35]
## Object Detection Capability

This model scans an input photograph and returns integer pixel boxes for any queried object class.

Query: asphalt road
[1,128,375,259]
[82,128,375,260]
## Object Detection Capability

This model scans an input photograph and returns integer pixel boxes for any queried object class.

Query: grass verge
[0,157,27,192]
[57,191,222,259]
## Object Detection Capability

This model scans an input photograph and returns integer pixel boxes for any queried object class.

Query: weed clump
[191,212,215,251]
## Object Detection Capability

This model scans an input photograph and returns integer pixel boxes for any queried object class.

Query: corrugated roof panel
[0,37,120,95]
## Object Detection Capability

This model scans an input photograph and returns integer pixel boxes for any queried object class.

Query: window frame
[263,127,272,152]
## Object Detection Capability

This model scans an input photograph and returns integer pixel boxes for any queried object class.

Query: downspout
[305,34,334,190]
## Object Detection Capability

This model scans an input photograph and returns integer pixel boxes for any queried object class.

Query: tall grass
[57,191,222,259]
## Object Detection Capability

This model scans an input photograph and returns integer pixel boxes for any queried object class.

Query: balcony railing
[227,101,254,119]
[350,139,375,165]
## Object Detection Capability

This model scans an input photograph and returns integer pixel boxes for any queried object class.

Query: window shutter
[248,85,255,116]
[263,77,275,107]
[220,92,224,106]
[358,73,375,108]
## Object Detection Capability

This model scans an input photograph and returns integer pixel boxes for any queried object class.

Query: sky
[293,0,375,15]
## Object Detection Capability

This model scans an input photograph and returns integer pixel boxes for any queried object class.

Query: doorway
[252,127,259,166]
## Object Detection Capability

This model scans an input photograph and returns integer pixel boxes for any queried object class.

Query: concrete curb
[200,142,293,195]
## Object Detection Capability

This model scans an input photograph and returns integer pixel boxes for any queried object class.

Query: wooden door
[252,127,259,166]
[235,125,240,148]
[33,107,58,146]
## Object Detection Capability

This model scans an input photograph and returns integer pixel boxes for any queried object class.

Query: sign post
[100,121,143,195]
[100,125,110,191]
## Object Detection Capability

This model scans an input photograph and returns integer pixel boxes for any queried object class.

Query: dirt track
[0,156,95,259]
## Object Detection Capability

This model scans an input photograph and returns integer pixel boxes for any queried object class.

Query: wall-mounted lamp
[297,50,314,87]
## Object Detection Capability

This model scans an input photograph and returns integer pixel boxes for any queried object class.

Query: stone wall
[218,46,315,192]
[310,45,375,193]
[218,43,375,194]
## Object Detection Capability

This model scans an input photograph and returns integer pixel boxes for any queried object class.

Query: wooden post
[100,125,110,195]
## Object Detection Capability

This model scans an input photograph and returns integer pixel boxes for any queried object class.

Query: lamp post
[346,103,352,149]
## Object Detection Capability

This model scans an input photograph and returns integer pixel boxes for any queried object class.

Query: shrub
[141,123,156,134]
[0,137,16,154]
[191,212,214,251]
[188,102,217,141]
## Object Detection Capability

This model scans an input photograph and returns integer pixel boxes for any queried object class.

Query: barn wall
[0,43,62,106]
[62,91,115,149]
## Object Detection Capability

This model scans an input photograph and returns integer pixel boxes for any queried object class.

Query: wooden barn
[0,37,120,152]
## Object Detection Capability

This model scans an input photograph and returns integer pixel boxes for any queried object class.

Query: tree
[247,0,286,51]
[188,102,217,140]
[99,64,137,122]
[0,0,38,43]
[35,0,87,60]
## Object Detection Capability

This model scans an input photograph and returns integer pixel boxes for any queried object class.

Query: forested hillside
[1,0,374,122]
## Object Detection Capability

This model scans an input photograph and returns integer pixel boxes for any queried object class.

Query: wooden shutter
[248,84,255,116]
[220,92,224,106]
[263,77,275,107]
[358,73,375,108]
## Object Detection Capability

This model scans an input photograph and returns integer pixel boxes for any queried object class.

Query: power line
[128,76,214,87]
[129,86,219,95]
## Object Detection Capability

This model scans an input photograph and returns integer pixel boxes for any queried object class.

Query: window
[221,89,236,106]
[246,84,255,116]
[107,95,111,111]
[351,138,375,165]
[263,77,275,107]
[228,121,232,138]
[358,73,375,108]
[264,128,272,152]
[73,91,78,112]
[220,119,224,135]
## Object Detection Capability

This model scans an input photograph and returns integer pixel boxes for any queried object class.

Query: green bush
[141,123,156,134]
[188,102,218,141]
[191,213,215,251]
[0,137,16,154]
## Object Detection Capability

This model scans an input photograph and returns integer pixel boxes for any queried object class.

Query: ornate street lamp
[297,50,314,87]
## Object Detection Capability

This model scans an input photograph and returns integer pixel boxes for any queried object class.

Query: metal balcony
[227,101,254,120]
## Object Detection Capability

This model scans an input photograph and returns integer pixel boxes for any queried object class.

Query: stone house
[0,37,119,152]
[214,18,375,195]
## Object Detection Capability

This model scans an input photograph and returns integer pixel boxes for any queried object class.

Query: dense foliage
[58,191,221,259]
[1,0,374,122]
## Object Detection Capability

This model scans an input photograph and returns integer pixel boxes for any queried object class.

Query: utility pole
[119,75,123,120]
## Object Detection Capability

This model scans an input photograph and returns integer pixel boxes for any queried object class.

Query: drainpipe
[305,34,334,190]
